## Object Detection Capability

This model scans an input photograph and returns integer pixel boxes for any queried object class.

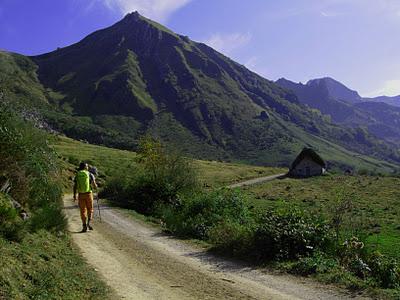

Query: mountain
[363,95,400,107]
[306,77,362,104]
[354,101,400,143]
[1,12,399,172]
[275,78,362,123]
[276,77,400,144]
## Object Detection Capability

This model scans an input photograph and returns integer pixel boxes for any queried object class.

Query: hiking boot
[81,224,87,233]
[87,224,93,231]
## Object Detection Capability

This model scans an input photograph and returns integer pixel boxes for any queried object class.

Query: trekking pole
[96,192,102,222]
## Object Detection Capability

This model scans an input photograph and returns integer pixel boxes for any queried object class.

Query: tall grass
[0,96,65,237]
[0,93,110,298]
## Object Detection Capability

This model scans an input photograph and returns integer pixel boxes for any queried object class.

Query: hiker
[73,162,97,232]
[89,165,98,176]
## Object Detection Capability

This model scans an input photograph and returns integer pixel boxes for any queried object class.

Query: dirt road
[64,196,365,300]
[228,174,286,188]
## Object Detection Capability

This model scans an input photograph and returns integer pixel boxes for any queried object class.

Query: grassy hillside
[22,12,400,171]
[0,51,48,108]
[53,136,285,189]
[0,100,111,299]
[240,174,400,259]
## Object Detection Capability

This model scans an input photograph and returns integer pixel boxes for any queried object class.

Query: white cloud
[245,59,270,78]
[101,0,191,22]
[244,56,259,70]
[364,79,400,97]
[320,11,343,17]
[203,32,252,55]
[84,0,99,12]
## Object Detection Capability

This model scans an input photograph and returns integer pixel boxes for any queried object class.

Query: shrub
[138,136,198,198]
[161,189,252,240]
[29,203,66,233]
[367,251,400,289]
[208,220,255,256]
[253,208,332,261]
[123,173,180,214]
[0,193,25,241]
[99,177,131,206]
[101,136,199,215]
[289,252,338,276]
[339,236,370,279]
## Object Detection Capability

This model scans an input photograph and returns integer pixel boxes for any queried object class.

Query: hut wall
[291,158,324,177]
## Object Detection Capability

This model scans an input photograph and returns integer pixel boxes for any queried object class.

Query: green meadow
[54,136,286,189]
[240,174,400,259]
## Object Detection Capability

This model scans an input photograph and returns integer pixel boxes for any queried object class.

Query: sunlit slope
[53,136,286,189]
[27,12,400,170]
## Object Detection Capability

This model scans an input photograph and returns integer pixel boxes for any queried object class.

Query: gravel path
[228,173,286,188]
[63,196,368,300]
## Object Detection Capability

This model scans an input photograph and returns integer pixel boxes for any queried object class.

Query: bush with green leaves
[367,251,400,289]
[101,136,199,214]
[207,220,255,256]
[339,236,370,279]
[160,188,252,240]
[253,208,332,260]
[116,171,182,214]
[288,252,339,276]
[0,193,25,241]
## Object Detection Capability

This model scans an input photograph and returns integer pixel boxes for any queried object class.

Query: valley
[2,6,400,300]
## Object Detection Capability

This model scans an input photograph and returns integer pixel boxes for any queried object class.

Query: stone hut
[289,148,326,177]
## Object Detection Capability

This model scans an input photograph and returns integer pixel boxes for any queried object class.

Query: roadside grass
[240,174,400,259]
[0,231,111,299]
[53,136,286,189]
[0,101,113,299]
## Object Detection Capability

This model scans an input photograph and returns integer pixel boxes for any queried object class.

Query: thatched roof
[290,148,326,170]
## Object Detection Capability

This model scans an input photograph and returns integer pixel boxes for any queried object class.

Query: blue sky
[1,0,400,97]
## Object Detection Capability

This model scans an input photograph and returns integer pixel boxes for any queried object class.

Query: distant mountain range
[276,77,400,144]
[363,95,400,107]
[0,12,399,172]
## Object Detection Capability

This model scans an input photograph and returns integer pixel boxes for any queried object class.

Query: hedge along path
[63,195,362,300]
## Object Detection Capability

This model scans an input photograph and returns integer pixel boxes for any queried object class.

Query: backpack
[76,170,91,193]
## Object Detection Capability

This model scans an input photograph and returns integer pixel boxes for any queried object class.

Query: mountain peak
[306,77,339,86]
[121,11,142,22]
[306,77,362,104]
[117,11,177,37]
[276,77,304,86]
